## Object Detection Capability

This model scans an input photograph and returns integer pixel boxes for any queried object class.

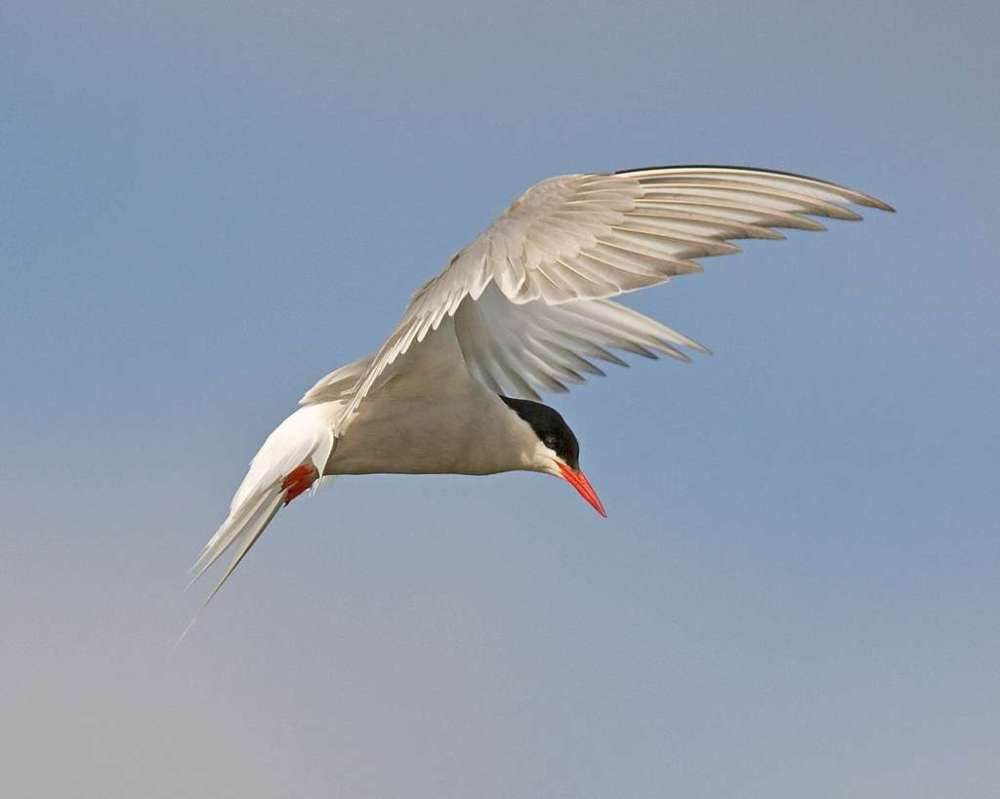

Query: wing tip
[860,196,896,213]
[615,163,895,215]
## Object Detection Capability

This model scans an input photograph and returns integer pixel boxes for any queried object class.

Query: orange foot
[281,463,318,505]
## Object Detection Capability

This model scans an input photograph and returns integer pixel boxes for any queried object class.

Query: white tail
[189,403,337,604]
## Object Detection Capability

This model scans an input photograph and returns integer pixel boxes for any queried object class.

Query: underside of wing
[309,165,892,430]
[454,283,709,400]
[475,165,893,305]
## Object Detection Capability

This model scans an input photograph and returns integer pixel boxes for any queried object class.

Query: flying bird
[191,165,892,601]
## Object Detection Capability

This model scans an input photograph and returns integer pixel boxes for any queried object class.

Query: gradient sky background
[3,2,999,797]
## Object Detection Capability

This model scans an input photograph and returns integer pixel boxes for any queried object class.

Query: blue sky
[2,1,999,796]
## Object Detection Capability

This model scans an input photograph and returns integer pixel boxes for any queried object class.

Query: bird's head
[500,396,607,518]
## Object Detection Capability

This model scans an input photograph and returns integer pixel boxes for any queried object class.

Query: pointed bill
[557,462,607,518]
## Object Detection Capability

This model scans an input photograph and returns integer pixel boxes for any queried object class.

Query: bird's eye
[544,434,557,448]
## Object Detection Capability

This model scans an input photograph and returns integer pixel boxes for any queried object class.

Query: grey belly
[326,394,515,476]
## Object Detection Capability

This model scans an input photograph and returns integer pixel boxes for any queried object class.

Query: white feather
[189,402,338,598]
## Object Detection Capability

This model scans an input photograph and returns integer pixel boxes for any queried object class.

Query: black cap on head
[500,396,580,470]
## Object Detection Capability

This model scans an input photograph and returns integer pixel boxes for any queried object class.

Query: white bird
[191,165,892,601]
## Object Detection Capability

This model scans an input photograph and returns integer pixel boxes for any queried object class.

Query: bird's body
[190,165,893,603]
[323,317,540,476]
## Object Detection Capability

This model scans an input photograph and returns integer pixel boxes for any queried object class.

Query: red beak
[557,462,607,518]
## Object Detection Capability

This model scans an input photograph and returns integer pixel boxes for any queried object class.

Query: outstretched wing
[304,165,892,418]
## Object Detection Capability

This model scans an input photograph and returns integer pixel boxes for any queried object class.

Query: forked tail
[188,403,336,605]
